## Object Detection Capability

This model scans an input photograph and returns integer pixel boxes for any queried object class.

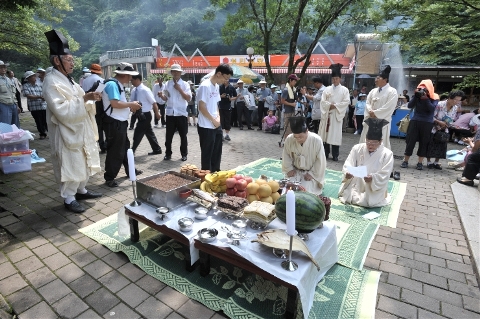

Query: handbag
[433,130,449,143]
[397,113,410,134]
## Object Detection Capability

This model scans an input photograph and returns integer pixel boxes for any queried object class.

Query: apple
[225,178,237,189]
[235,190,247,198]
[244,176,253,184]
[235,179,248,191]
[226,187,237,196]
[234,174,244,180]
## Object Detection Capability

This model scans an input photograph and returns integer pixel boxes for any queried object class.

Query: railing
[99,47,156,63]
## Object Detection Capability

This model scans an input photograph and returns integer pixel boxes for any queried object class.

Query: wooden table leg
[129,217,139,242]
[198,250,211,277]
[285,288,298,319]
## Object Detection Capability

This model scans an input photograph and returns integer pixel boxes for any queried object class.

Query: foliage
[455,72,480,91]
[211,0,366,81]
[0,0,79,73]
[371,0,480,65]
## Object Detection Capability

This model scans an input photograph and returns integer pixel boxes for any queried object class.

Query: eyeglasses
[61,56,74,63]
[366,140,380,145]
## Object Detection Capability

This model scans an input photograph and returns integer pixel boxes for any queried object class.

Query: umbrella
[357,74,371,78]
[200,64,264,84]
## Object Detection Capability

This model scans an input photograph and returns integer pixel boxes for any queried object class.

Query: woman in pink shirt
[262,110,278,131]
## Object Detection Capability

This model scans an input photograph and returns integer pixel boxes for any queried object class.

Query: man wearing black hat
[282,116,326,195]
[338,118,394,208]
[305,76,326,134]
[359,65,398,149]
[318,64,350,161]
[42,29,103,213]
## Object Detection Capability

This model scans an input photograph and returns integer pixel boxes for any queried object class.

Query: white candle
[286,190,296,236]
[127,149,136,181]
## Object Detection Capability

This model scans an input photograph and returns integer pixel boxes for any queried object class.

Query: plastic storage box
[0,139,29,153]
[0,150,32,174]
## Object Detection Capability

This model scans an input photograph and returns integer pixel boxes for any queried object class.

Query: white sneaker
[353,131,358,135]
[154,124,160,128]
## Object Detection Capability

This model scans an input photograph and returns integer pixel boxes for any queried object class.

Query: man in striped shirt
[23,71,48,139]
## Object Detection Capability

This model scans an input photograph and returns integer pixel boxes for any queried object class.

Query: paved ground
[0,109,479,319]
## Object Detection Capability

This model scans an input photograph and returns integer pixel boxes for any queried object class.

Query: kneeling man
[338,118,393,207]
[282,117,326,195]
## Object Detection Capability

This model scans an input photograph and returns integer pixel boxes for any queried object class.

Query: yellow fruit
[260,196,273,204]
[271,192,280,203]
[246,182,260,195]
[247,194,258,203]
[257,184,272,198]
[200,181,206,191]
[205,183,212,193]
[268,181,280,193]
[256,179,267,185]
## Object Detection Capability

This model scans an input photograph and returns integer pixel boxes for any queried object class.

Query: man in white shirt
[152,76,166,128]
[197,64,233,172]
[130,74,162,156]
[158,64,192,161]
[102,62,142,187]
[36,68,46,87]
[82,63,107,153]
[305,76,326,133]
[235,80,253,130]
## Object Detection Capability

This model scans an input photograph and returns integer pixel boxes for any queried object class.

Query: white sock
[77,188,87,194]
[65,196,76,204]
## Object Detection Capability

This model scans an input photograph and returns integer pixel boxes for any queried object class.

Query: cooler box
[0,150,32,174]
[0,139,30,153]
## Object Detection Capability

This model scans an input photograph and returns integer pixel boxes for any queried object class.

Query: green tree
[212,0,363,81]
[455,72,480,101]
[371,0,480,65]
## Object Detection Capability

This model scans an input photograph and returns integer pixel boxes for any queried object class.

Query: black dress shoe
[393,171,400,180]
[164,155,171,160]
[247,127,254,130]
[181,156,188,161]
[126,169,143,178]
[105,180,119,187]
[332,157,339,162]
[64,200,86,213]
[148,150,162,155]
[75,191,103,200]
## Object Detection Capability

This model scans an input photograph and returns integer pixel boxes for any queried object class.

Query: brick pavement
[0,111,479,319]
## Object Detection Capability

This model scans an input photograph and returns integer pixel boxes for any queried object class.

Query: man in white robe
[282,117,327,195]
[318,64,350,161]
[359,65,397,149]
[43,29,102,214]
[339,118,394,207]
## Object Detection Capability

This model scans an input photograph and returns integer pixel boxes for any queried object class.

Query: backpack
[97,78,123,120]
[270,123,280,134]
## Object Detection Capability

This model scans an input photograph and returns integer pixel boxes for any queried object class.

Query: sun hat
[23,71,36,79]
[82,67,90,73]
[259,80,267,84]
[0,60,9,67]
[37,68,46,73]
[114,62,139,75]
[237,79,244,84]
[270,84,277,89]
[168,64,185,75]
[359,93,367,98]
[89,64,102,75]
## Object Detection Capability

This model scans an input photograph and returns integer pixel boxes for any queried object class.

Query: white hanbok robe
[318,84,350,145]
[43,68,101,184]
[282,132,327,195]
[359,84,397,149]
[338,143,394,208]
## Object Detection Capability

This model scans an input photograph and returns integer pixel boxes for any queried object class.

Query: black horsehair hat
[289,117,307,134]
[365,118,389,141]
[329,63,343,78]
[44,29,71,56]
[378,65,392,80]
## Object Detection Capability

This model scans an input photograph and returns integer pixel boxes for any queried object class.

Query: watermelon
[275,191,326,233]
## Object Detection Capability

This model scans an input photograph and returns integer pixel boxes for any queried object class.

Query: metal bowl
[197,228,218,243]
[178,217,194,232]
[194,207,209,220]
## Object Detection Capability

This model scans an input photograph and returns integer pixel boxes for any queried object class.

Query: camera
[135,102,146,121]
[414,88,427,99]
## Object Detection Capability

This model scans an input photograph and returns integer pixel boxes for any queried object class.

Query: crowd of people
[1,29,479,214]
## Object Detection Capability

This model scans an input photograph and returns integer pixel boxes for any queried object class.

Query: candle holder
[281,233,298,271]
[129,181,142,207]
